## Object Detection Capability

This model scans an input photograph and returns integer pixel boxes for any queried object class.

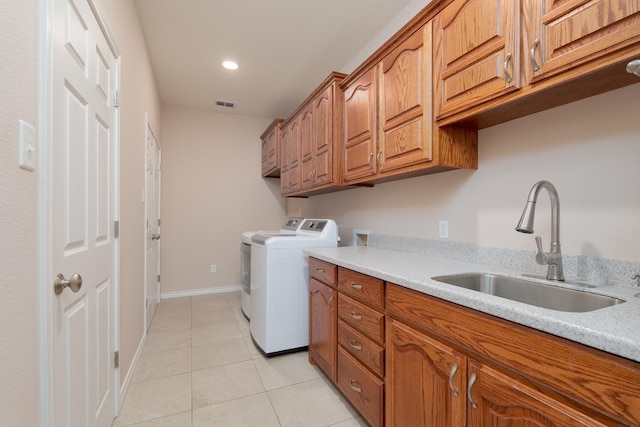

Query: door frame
[38,0,121,424]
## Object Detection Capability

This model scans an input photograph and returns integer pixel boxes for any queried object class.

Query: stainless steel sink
[431,273,624,312]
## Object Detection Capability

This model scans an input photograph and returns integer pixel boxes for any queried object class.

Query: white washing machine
[239,218,305,319]
[250,219,338,356]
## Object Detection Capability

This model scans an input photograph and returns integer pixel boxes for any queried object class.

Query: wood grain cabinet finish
[386,282,640,426]
[337,346,384,427]
[338,267,384,310]
[434,0,640,126]
[260,118,283,177]
[308,257,338,383]
[310,259,640,426]
[434,0,520,120]
[280,116,301,195]
[342,20,478,186]
[386,317,466,427]
[280,72,346,197]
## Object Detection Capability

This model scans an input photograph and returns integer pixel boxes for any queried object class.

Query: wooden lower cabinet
[309,260,640,426]
[337,347,384,427]
[309,277,337,383]
[468,360,610,427]
[385,318,466,426]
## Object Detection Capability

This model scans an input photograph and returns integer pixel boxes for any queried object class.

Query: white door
[49,0,119,426]
[145,120,161,330]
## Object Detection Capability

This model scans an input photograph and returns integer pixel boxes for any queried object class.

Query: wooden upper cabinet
[343,68,377,183]
[260,119,283,177]
[279,117,301,196]
[343,20,477,185]
[434,0,520,120]
[528,0,640,82]
[434,0,640,126]
[280,72,346,197]
[378,23,433,173]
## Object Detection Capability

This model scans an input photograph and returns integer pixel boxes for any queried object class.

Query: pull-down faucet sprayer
[516,180,565,281]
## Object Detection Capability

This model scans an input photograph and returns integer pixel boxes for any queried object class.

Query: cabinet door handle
[350,379,362,393]
[449,363,459,397]
[376,149,383,168]
[530,39,540,72]
[467,372,478,409]
[349,340,362,351]
[350,282,363,290]
[349,312,362,321]
[368,153,374,170]
[328,295,335,313]
[503,53,513,83]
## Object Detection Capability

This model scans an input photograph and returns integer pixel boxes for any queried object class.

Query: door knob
[54,273,83,295]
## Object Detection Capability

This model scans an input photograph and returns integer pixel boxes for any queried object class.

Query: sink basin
[431,273,624,312]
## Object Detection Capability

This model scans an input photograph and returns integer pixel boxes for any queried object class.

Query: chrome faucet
[516,180,565,281]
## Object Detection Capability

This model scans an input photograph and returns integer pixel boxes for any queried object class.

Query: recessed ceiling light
[222,60,238,70]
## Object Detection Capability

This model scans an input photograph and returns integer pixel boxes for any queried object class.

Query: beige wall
[0,0,40,424]
[160,105,286,294]
[289,82,640,263]
[99,0,162,388]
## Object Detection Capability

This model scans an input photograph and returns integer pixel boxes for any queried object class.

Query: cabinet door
[386,318,466,427]
[529,0,640,82]
[343,68,377,182]
[309,278,337,383]
[279,124,291,194]
[313,85,333,186]
[378,23,433,173]
[467,359,611,427]
[288,117,301,193]
[435,0,520,119]
[300,105,314,189]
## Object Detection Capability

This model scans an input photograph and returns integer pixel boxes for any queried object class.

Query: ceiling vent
[215,100,236,108]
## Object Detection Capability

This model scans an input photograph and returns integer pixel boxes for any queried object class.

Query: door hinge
[113,90,120,108]
[145,298,148,309]
[114,220,120,238]
[158,218,161,227]
[114,351,120,369]
[157,274,160,282]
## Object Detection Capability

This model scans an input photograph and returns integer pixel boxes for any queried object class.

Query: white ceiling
[134,0,411,119]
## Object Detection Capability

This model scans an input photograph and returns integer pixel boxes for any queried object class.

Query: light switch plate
[19,120,36,171]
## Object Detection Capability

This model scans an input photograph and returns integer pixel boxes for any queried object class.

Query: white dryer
[250,219,338,356]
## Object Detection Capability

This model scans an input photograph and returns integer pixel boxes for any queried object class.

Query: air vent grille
[215,100,236,108]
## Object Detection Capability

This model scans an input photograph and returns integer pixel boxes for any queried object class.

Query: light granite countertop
[305,246,640,363]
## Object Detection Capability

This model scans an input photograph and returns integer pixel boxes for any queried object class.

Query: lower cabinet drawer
[338,320,384,377]
[337,346,384,427]
[338,293,385,344]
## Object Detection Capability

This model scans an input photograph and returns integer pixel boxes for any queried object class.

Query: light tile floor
[113,291,367,427]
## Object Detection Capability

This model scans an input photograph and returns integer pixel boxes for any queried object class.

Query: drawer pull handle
[350,282,363,290]
[350,379,362,393]
[349,340,362,351]
[315,268,325,273]
[503,52,512,83]
[349,312,362,321]
[449,363,459,397]
[467,372,477,409]
[328,295,335,313]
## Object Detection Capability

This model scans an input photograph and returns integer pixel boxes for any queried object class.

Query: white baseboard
[118,332,146,410]
[160,285,242,299]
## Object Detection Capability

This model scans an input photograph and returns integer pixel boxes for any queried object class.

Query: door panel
[51,0,119,426]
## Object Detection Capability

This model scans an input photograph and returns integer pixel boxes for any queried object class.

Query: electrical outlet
[210,264,217,273]
[439,220,449,239]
